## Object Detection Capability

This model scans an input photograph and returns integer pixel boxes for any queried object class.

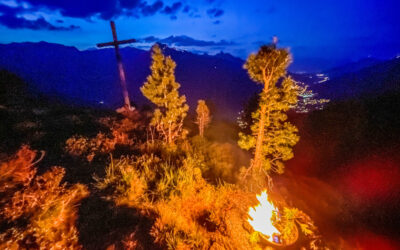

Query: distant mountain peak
[324,57,383,78]
[214,51,242,62]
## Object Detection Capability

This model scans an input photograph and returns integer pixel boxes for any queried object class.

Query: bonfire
[248,190,300,247]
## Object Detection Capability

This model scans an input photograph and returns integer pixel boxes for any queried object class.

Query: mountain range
[316,57,400,100]
[0,42,399,119]
[0,42,259,119]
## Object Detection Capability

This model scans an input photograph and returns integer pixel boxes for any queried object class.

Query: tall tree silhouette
[141,44,189,145]
[238,43,299,183]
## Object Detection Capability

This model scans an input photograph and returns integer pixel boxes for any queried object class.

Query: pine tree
[238,43,300,181]
[141,44,189,145]
[195,100,211,138]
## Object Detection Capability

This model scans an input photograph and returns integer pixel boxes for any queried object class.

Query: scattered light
[318,76,329,83]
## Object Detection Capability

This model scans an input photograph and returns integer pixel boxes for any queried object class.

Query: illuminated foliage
[65,117,136,161]
[0,145,37,192]
[238,44,300,180]
[141,44,189,145]
[122,232,139,249]
[0,146,88,249]
[189,136,241,183]
[195,99,211,137]
[279,207,328,249]
[95,150,257,249]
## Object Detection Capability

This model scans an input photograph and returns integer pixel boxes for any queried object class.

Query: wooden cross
[97,21,136,110]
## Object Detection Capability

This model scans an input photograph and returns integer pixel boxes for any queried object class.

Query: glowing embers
[247,190,280,241]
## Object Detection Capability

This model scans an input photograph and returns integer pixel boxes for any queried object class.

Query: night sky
[0,0,399,71]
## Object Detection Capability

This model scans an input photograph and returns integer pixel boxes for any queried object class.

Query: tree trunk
[168,124,172,144]
[199,119,204,137]
[253,68,272,171]
[253,104,266,170]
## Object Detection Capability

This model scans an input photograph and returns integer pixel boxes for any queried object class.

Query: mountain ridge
[1,42,399,119]
[0,41,259,119]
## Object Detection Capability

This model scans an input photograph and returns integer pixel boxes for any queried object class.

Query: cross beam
[97,39,136,48]
[97,21,136,110]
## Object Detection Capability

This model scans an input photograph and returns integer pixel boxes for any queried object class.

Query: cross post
[97,21,136,110]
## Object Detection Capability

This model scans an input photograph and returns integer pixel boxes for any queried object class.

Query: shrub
[0,146,89,249]
[65,117,137,162]
[95,151,257,249]
[0,145,37,192]
[189,136,243,183]
[94,155,154,208]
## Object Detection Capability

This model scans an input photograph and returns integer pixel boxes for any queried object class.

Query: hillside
[0,42,259,119]
[315,57,400,100]
[1,65,400,249]
[324,58,383,78]
[1,42,399,120]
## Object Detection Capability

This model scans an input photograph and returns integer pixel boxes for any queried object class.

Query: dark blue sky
[0,0,399,71]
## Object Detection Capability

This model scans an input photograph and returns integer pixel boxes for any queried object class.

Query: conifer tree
[141,44,189,145]
[195,100,211,137]
[238,43,299,180]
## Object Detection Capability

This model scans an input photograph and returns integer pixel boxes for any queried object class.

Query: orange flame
[248,190,280,239]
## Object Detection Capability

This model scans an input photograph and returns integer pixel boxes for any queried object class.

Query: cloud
[161,2,182,15]
[21,0,121,19]
[181,5,201,18]
[0,3,79,30]
[206,8,224,18]
[0,2,21,13]
[119,0,142,9]
[139,1,163,16]
[190,13,201,18]
[19,0,187,20]
[0,14,79,30]
[182,5,190,13]
[252,38,285,47]
[139,35,235,47]
[213,20,221,25]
